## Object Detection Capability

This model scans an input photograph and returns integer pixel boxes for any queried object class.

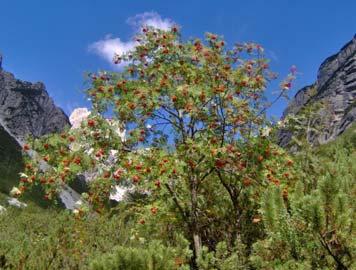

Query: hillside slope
[0,54,70,202]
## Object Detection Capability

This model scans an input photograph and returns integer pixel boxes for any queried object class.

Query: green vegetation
[1,126,354,269]
[0,203,134,269]
[251,124,356,270]
[0,126,23,195]
[0,126,54,208]
[0,27,355,269]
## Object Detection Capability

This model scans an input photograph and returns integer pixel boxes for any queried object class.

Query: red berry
[132,175,140,183]
[20,177,28,183]
[273,179,280,186]
[150,207,158,215]
[215,159,226,169]
[286,160,294,166]
[243,178,252,187]
[95,149,104,158]
[155,180,161,188]
[74,157,81,165]
[139,219,145,224]
[25,163,32,170]
[87,119,96,127]
[135,164,143,171]
[113,169,123,180]
[23,144,30,151]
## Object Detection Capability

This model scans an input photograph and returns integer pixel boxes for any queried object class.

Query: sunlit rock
[8,198,27,208]
[69,107,91,129]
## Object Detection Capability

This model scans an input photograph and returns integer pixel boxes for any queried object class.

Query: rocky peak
[0,55,70,140]
[317,35,356,91]
[279,35,356,147]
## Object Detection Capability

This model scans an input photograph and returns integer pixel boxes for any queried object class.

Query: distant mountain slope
[279,35,356,147]
[0,57,70,140]
[0,54,70,199]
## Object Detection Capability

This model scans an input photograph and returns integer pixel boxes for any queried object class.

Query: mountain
[0,54,70,196]
[0,56,70,140]
[279,35,356,147]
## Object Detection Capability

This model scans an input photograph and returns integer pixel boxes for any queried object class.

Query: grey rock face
[7,197,27,208]
[279,35,356,147]
[0,55,75,206]
[0,64,70,139]
[281,84,316,118]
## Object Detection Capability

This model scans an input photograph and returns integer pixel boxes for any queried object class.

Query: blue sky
[1,0,355,118]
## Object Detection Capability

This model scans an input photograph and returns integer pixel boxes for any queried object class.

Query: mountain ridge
[279,34,356,147]
[0,57,70,140]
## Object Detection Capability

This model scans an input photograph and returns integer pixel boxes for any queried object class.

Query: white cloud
[88,35,136,67]
[126,11,174,31]
[89,12,175,67]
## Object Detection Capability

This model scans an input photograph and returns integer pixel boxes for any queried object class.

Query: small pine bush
[89,241,189,270]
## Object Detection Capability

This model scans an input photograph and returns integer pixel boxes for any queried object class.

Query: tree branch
[164,183,189,221]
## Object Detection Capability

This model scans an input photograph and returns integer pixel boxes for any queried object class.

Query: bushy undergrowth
[0,204,134,269]
[250,124,356,270]
[1,125,354,269]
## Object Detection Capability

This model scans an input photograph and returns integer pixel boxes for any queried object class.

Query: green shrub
[89,240,189,270]
[0,204,134,269]
[251,126,356,270]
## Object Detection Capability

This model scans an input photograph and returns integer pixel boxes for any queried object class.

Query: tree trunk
[190,175,202,269]
[193,231,202,257]
[230,196,241,248]
[189,225,202,270]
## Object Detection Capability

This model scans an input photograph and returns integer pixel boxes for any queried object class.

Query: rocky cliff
[279,35,356,147]
[0,56,70,140]
[0,54,70,197]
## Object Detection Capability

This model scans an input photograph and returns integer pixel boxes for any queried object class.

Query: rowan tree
[16,26,297,268]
